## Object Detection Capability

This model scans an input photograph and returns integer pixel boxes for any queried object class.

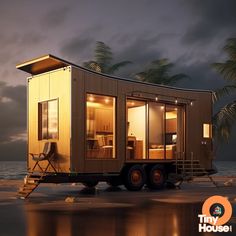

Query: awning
[16,54,70,75]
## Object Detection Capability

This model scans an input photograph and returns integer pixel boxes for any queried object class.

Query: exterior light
[190,101,193,106]
[155,96,158,101]
[175,98,178,104]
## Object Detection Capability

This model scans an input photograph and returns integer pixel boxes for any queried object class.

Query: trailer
[16,54,215,197]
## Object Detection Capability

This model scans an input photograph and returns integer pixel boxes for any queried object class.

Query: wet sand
[0,176,235,236]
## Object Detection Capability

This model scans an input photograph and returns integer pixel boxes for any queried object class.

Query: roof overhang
[16,54,70,75]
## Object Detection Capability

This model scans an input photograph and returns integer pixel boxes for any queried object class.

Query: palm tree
[134,59,188,85]
[83,41,131,75]
[212,38,236,142]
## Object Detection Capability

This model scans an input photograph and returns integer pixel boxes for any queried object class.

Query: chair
[30,142,57,173]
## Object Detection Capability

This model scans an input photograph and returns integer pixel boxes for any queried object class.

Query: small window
[203,123,212,138]
[39,99,58,140]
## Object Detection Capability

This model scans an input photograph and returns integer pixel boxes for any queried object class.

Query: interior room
[127,100,147,159]
[86,94,116,159]
[127,99,184,160]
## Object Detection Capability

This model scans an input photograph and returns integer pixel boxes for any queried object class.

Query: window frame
[85,93,117,160]
[38,98,59,140]
[126,96,186,160]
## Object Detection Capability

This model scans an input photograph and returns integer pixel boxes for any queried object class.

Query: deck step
[174,159,217,187]
[17,175,43,199]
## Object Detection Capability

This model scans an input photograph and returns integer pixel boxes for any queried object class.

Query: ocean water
[0,161,27,180]
[0,161,235,180]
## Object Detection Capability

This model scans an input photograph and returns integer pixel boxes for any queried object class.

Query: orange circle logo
[202,195,232,226]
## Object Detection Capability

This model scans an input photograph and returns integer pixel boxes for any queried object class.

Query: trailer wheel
[82,180,98,188]
[146,164,166,190]
[124,165,146,191]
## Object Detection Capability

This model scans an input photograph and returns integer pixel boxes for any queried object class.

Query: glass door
[126,99,147,159]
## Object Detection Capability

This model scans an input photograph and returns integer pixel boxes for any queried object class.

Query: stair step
[27,177,41,180]
[176,160,200,162]
[178,167,205,170]
[20,185,38,190]
[182,170,208,173]
[183,173,208,176]
[17,174,42,199]
[18,190,32,195]
[27,180,40,183]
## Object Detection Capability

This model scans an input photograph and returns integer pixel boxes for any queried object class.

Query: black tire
[146,164,166,190]
[107,176,122,187]
[82,180,98,188]
[124,165,146,191]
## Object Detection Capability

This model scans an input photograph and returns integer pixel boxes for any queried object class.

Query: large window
[86,94,116,159]
[127,99,185,160]
[38,99,58,140]
[149,103,165,159]
[127,100,147,159]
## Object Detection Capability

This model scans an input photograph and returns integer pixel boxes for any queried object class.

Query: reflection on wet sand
[25,201,203,236]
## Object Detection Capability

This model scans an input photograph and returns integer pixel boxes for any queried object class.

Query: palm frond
[95,41,112,71]
[212,61,236,83]
[213,85,236,102]
[165,73,189,85]
[83,61,102,72]
[134,59,188,85]
[224,38,236,60]
[134,72,148,81]
[213,100,236,142]
[107,61,132,74]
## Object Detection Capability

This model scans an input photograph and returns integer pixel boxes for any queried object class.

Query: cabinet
[95,108,113,133]
[166,118,177,133]
[135,140,143,159]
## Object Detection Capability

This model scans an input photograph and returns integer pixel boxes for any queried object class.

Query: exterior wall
[185,92,213,169]
[28,66,71,172]
[71,68,120,173]
[71,66,213,173]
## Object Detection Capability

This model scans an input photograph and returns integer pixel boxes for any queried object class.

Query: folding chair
[30,142,57,173]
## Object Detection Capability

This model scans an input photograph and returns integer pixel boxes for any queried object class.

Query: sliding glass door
[127,99,147,159]
[127,98,185,160]
[149,103,165,159]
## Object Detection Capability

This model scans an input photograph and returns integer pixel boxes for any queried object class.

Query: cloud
[182,0,236,45]
[41,5,71,28]
[101,34,164,78]
[0,140,26,161]
[0,82,26,160]
[61,36,95,62]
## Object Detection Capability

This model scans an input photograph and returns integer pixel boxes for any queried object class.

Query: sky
[0,0,236,161]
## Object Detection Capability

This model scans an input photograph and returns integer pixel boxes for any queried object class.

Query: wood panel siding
[23,55,213,174]
[28,67,71,172]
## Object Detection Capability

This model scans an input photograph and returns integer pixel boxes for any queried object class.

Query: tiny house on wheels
[16,54,216,198]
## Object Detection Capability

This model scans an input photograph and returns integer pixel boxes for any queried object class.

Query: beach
[0,176,235,236]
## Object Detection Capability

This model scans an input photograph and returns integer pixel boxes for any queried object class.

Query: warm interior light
[131,102,135,106]
[160,106,164,110]
[203,123,212,138]
[89,96,94,102]
[166,111,177,119]
[105,98,109,104]
[86,102,102,108]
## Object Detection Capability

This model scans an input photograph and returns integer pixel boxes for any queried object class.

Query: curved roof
[16,54,212,93]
